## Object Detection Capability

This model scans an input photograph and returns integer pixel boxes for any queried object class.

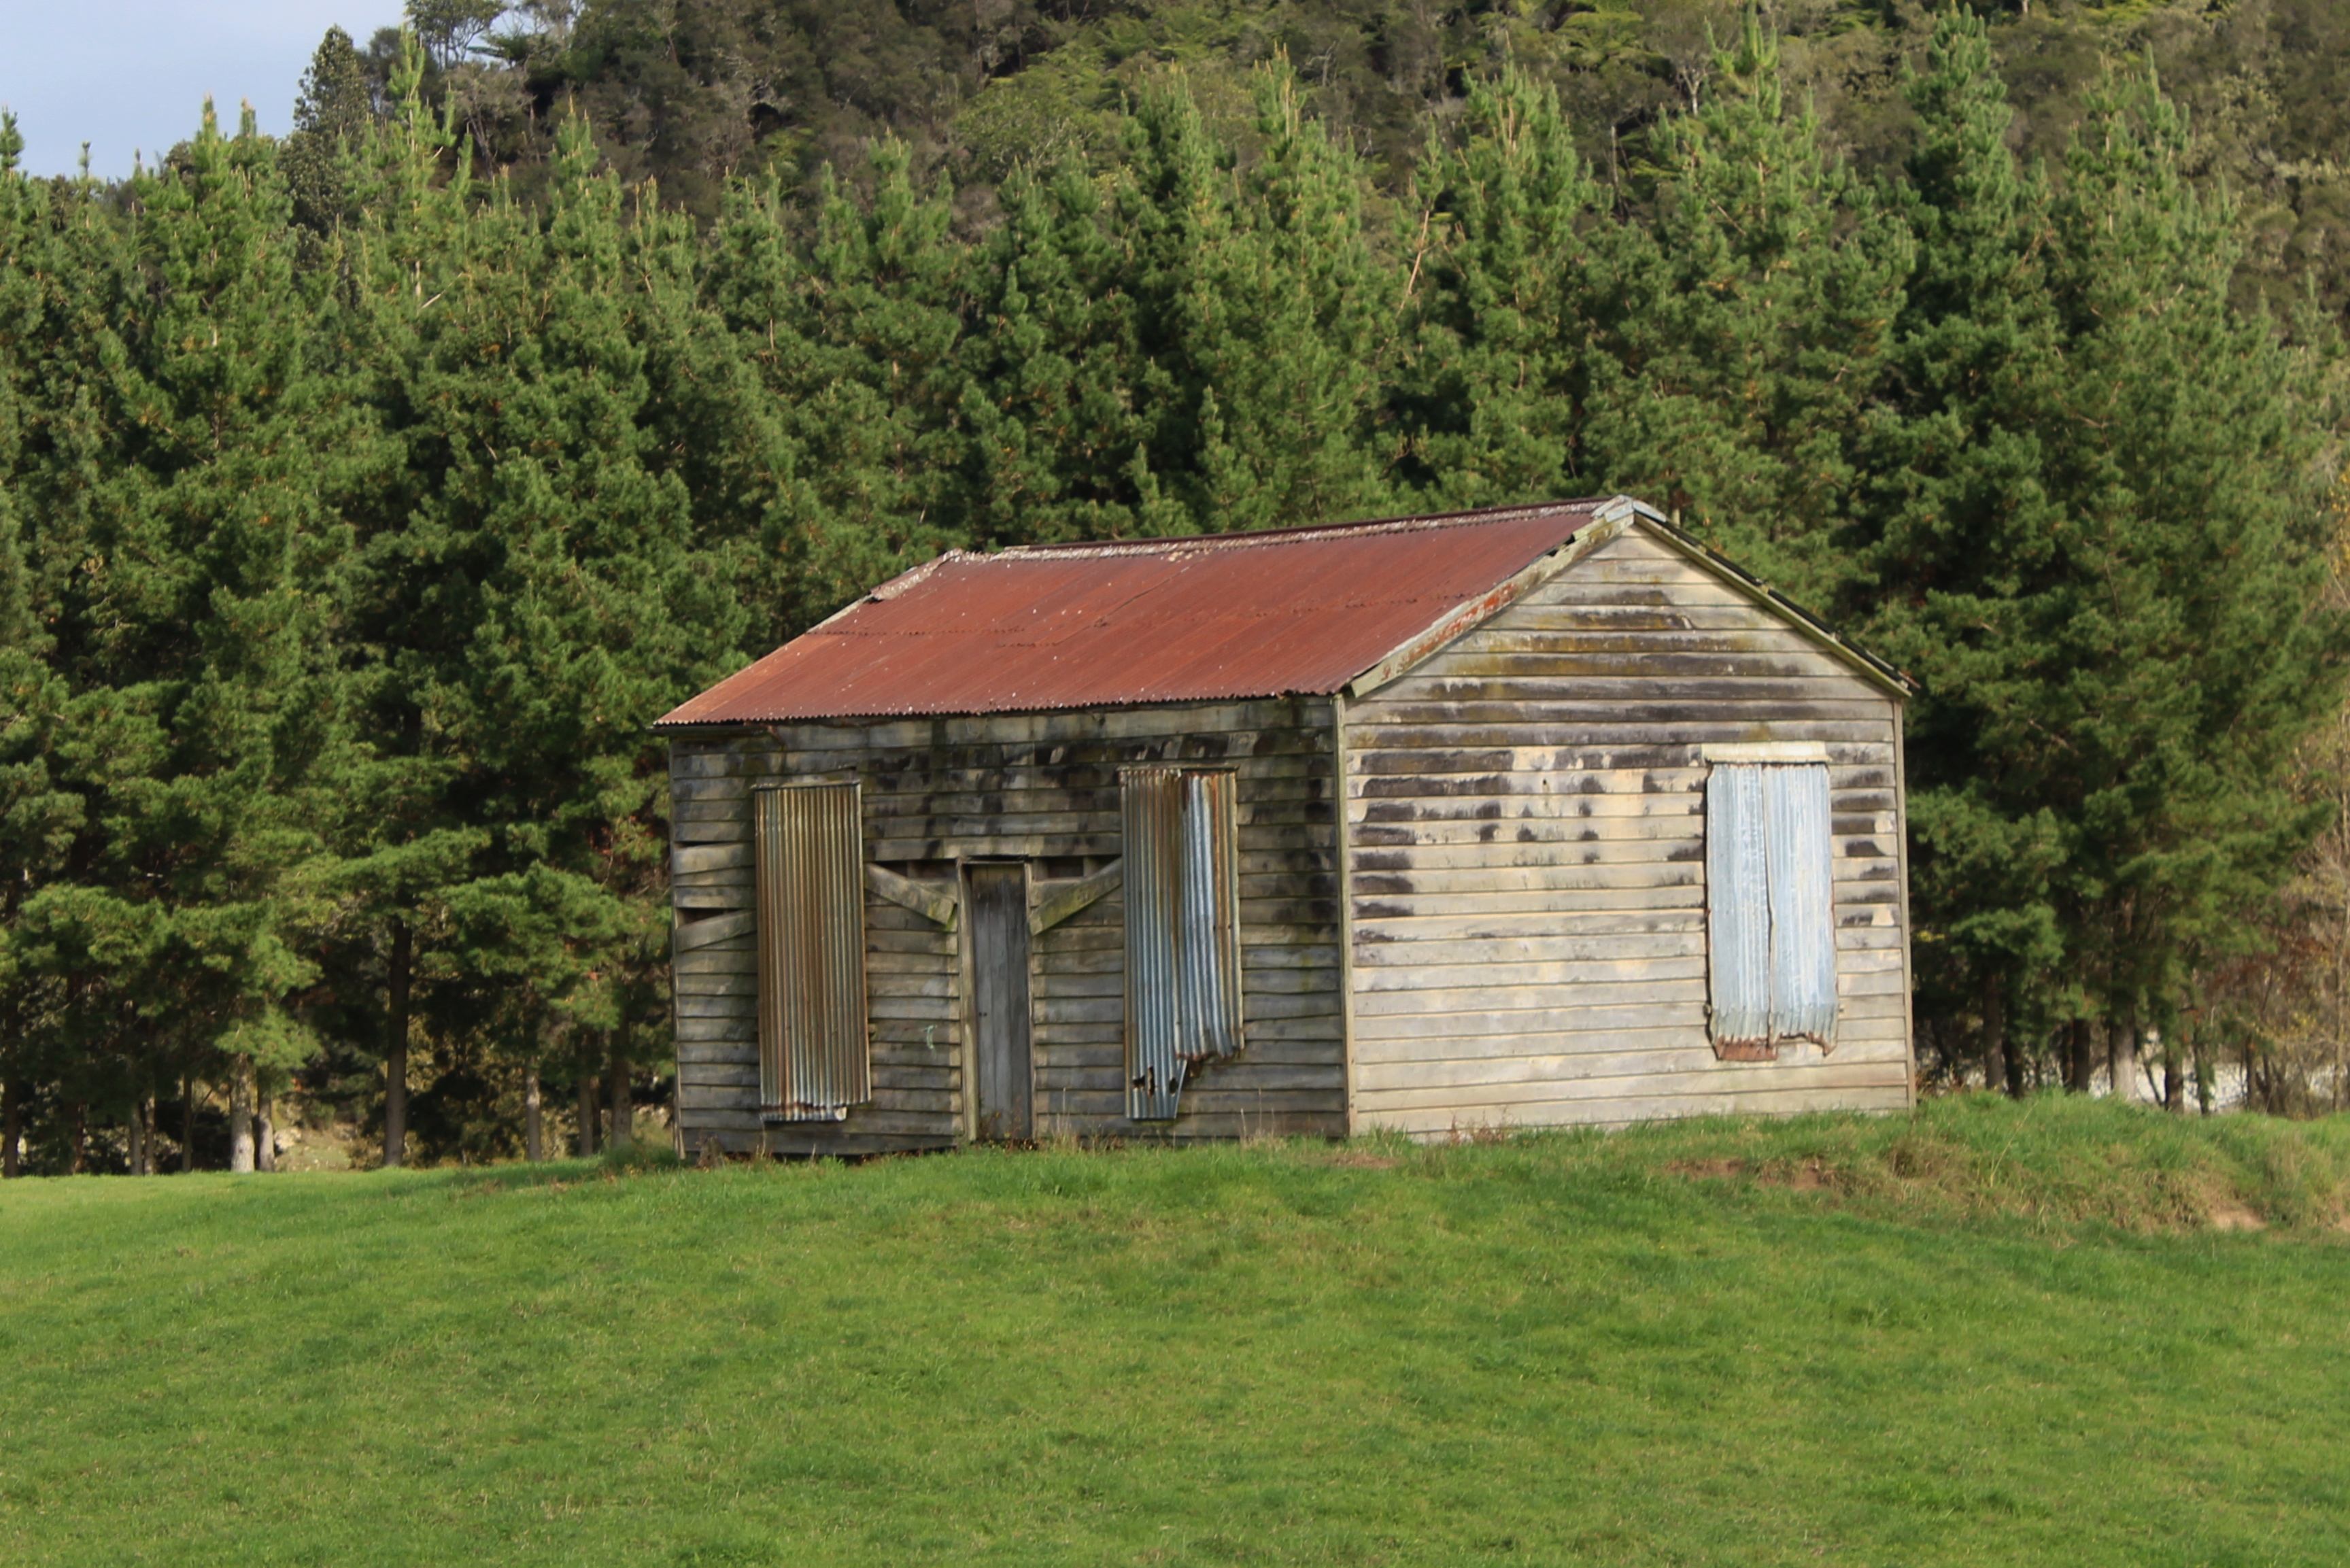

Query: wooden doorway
[964,862,1034,1142]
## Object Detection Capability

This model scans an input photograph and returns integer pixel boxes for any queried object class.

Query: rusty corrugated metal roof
[656,499,1620,727]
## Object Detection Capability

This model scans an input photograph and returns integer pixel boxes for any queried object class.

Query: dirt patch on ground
[1782,1159,1832,1190]
[2207,1204,2268,1231]
[1667,1159,1748,1180]
[1328,1151,1401,1170]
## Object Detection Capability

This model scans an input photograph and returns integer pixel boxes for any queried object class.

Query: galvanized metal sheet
[1123,769,1184,1121]
[754,781,870,1121]
[1180,772,1244,1063]
[1705,764,1773,1053]
[657,502,1605,726]
[1123,767,1244,1121]
[1764,764,1839,1048]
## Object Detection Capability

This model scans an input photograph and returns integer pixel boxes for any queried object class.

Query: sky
[1,1,406,180]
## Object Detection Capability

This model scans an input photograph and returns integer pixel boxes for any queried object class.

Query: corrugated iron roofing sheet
[657,499,1617,726]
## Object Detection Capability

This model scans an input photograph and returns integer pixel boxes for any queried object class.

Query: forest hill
[0,12,2340,1173]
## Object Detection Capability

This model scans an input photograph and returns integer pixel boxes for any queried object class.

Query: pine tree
[1399,67,1605,508]
[1115,65,1397,534]
[1862,18,2347,1089]
[1858,9,2072,1091]
[959,158,1152,546]
[1582,10,1911,607]
[2031,62,2344,1063]
[381,110,749,1153]
[704,143,972,630]
[0,114,87,1172]
[284,27,376,235]
[326,41,488,1166]
[19,103,356,1169]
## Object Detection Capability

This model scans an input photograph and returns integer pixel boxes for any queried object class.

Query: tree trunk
[140,1091,156,1175]
[2161,1029,2185,1112]
[2109,1018,2139,1104]
[577,1072,598,1157]
[228,1055,256,1173]
[69,1102,86,1175]
[2066,1018,2094,1093]
[607,1036,631,1150]
[525,1061,543,1163]
[1982,983,2009,1097]
[3,1077,21,1178]
[256,1101,275,1172]
[130,1096,146,1177]
[384,917,412,1169]
[180,1074,194,1172]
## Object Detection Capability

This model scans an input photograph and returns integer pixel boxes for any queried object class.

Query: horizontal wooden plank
[1348,839,1896,878]
[1036,1063,1344,1095]
[667,776,751,800]
[1352,908,1703,942]
[674,910,754,953]
[675,992,755,1019]
[1356,955,1708,994]
[1447,627,1870,661]
[1354,1061,1913,1119]
[1354,1037,1909,1093]
[1350,760,1894,798]
[676,1015,755,1044]
[1488,602,1809,633]
[1354,998,1911,1043]
[1032,859,1124,935]
[674,842,752,875]
[1358,791,1707,825]
[669,754,772,781]
[674,1046,755,1070]
[672,945,757,976]
[1352,930,1709,969]
[673,971,756,998]
[765,700,1333,750]
[866,864,959,928]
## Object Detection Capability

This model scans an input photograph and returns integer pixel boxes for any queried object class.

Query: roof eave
[1634,513,1915,699]
[1342,496,1641,700]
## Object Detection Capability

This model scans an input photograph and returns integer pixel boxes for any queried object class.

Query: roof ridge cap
[995,499,1606,560]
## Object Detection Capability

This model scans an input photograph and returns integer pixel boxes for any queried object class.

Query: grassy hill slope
[3,1095,2348,1565]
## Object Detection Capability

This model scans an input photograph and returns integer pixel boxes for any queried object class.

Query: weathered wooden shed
[654,497,1914,1155]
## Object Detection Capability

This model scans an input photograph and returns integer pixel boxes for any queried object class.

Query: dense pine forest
[1,1,2346,1172]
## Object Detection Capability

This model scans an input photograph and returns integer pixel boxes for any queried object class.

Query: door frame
[958,857,1034,1143]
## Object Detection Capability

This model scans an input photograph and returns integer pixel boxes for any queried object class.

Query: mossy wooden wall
[667,699,1346,1155]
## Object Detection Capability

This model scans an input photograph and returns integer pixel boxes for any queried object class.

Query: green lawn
[3,1095,2347,1567]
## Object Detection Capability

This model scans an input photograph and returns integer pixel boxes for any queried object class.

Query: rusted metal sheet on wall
[1764,764,1839,1048]
[1123,767,1243,1121]
[657,502,1605,726]
[754,781,870,1120]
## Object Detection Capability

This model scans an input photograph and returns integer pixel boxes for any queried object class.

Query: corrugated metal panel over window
[753,781,870,1121]
[1122,767,1243,1121]
[1705,764,1837,1059]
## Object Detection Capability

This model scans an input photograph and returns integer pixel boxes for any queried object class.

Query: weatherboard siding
[1342,525,1913,1136]
[666,698,1346,1155]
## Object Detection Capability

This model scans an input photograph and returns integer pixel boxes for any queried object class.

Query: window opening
[1121,767,1242,1120]
[1705,763,1837,1059]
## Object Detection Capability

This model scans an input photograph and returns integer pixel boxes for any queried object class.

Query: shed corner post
[1331,693,1361,1138]
[955,855,978,1146]
[1893,697,1918,1110]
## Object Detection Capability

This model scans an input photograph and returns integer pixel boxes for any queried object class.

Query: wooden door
[965,862,1034,1142]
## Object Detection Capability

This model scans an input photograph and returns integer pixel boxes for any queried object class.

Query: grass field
[3,1093,2348,1567]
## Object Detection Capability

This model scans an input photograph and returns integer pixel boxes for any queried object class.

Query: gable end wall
[1342,524,1913,1134]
